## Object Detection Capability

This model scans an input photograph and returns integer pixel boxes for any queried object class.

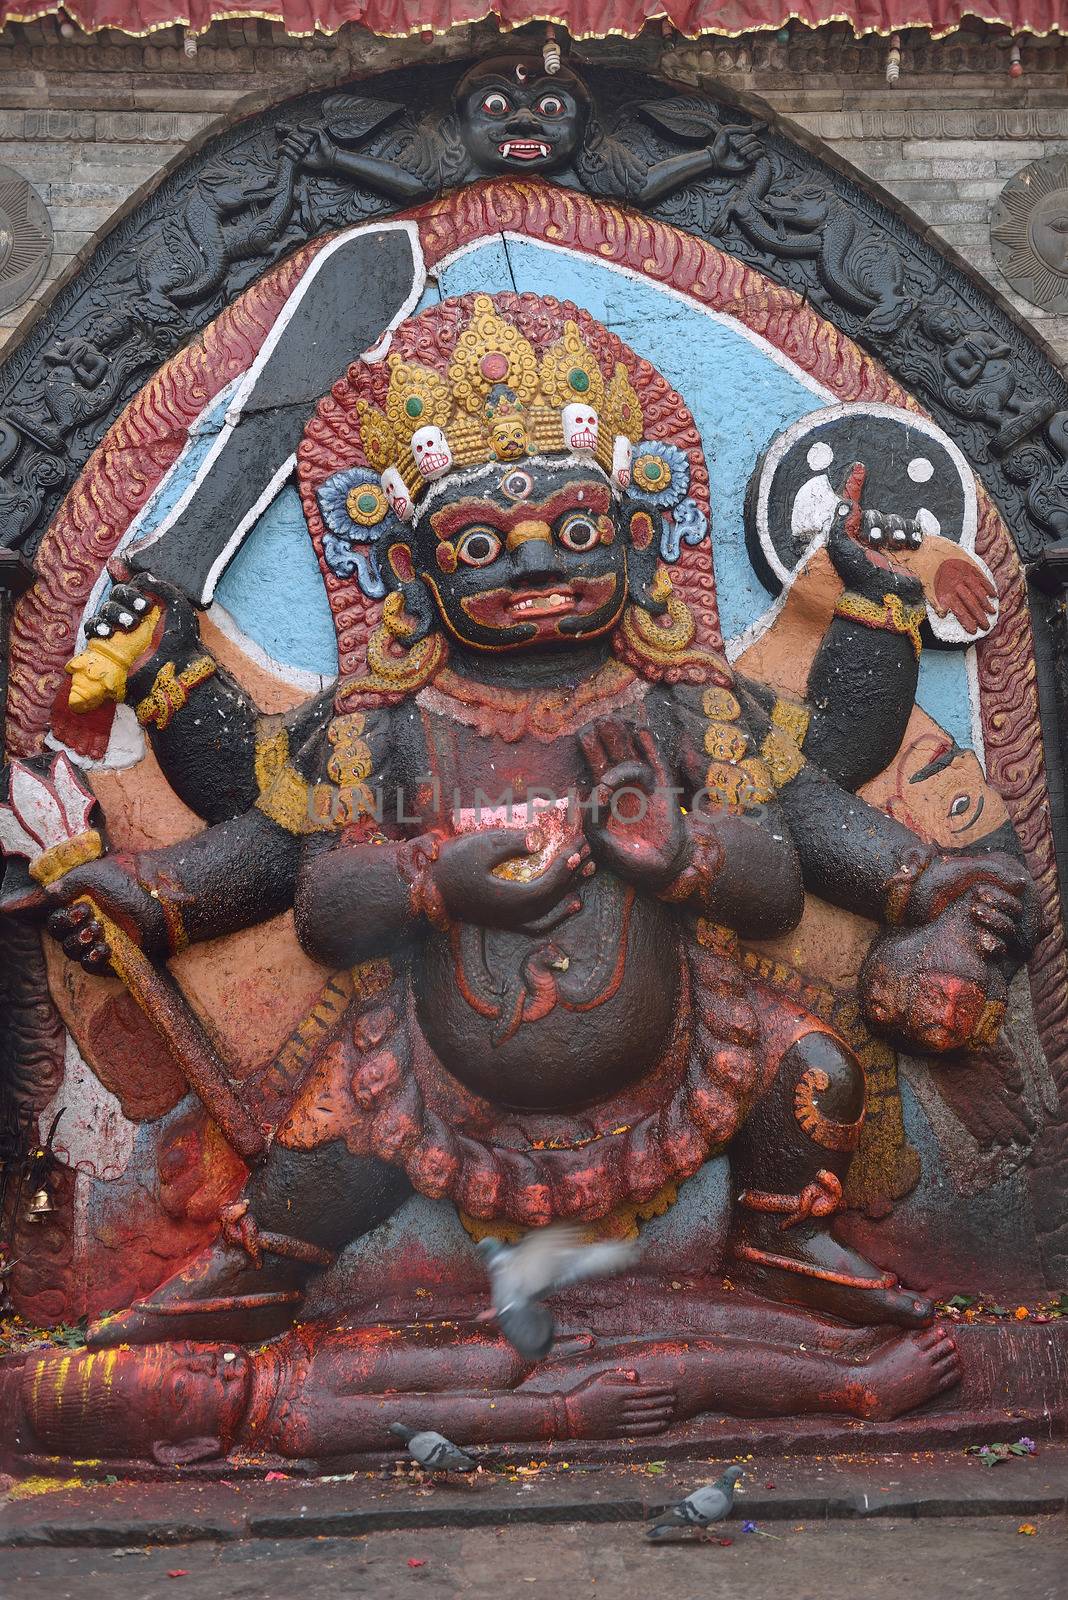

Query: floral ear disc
[625,441,709,560]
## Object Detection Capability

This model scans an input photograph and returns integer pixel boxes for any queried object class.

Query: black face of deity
[402,462,629,652]
[454,56,590,176]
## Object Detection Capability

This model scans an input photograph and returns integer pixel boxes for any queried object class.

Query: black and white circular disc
[744,402,983,644]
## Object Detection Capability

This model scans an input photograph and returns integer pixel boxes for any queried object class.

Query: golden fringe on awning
[2,1,1066,45]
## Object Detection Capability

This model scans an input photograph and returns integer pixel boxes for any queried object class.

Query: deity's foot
[87,1237,324,1348]
[729,1219,933,1329]
[842,1326,961,1421]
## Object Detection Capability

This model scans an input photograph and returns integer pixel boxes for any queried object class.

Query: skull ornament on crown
[381,466,414,523]
[411,425,454,481]
[563,402,599,454]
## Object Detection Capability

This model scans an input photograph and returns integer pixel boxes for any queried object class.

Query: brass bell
[24,1187,54,1222]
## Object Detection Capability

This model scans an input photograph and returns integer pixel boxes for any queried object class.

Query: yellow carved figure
[65,606,161,712]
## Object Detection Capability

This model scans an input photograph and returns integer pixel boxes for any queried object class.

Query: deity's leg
[88,1139,412,1348]
[728,1030,933,1328]
[531,1328,960,1426]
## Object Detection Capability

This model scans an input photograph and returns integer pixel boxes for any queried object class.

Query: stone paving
[2,1516,1067,1600]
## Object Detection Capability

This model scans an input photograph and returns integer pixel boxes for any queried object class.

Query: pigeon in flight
[388,1422,479,1475]
[646,1466,745,1540]
[476,1223,638,1360]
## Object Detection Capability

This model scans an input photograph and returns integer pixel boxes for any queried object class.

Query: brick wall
[0,19,1066,368]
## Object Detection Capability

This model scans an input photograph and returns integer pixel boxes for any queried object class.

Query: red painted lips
[499,140,552,161]
[461,574,618,632]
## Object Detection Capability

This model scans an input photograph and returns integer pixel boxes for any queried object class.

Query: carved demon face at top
[402,460,634,652]
[455,56,590,177]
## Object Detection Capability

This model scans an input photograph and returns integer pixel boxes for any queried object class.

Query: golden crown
[355,296,645,518]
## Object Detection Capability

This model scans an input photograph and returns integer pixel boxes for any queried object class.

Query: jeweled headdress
[342,294,642,519]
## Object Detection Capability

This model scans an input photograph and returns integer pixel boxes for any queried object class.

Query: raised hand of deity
[580,716,689,892]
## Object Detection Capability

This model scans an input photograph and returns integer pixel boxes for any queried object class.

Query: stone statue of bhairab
[25,291,1036,1461]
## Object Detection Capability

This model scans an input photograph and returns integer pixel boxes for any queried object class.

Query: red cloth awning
[1,1,1065,40]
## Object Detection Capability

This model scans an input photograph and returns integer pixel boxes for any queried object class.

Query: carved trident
[0,752,266,1162]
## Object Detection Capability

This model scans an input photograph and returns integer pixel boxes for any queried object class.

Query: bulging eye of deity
[537,94,565,117]
[457,527,504,567]
[558,511,601,551]
[412,425,453,481]
[482,91,511,116]
[563,403,599,454]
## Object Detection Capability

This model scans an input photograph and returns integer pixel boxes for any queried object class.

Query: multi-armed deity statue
[0,53,1063,1473]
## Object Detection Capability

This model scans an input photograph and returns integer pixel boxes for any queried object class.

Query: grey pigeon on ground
[646,1466,745,1540]
[388,1422,479,1474]
[476,1223,638,1360]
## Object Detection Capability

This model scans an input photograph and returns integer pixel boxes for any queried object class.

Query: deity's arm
[294,827,438,968]
[773,759,923,920]
[47,804,304,965]
[131,654,276,825]
[279,125,436,202]
[767,738,1036,962]
[293,815,592,969]
[47,687,344,965]
[310,147,429,201]
[650,684,804,939]
[677,802,803,939]
[757,608,921,792]
[738,489,1003,793]
[726,676,930,917]
[622,120,765,208]
[71,578,336,824]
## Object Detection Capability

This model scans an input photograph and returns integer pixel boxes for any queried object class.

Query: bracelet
[134,864,191,955]
[135,656,216,731]
[397,837,449,931]
[833,591,926,660]
[883,845,937,926]
[658,827,722,903]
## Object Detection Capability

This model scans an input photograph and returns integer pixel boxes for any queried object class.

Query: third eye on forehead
[428,475,610,542]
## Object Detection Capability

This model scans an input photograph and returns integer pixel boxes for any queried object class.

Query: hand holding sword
[0,750,266,1163]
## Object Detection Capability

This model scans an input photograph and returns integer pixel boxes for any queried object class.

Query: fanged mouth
[461,575,618,631]
[499,140,552,161]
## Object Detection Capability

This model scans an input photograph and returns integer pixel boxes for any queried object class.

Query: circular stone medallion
[992,155,1068,313]
[0,165,52,316]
